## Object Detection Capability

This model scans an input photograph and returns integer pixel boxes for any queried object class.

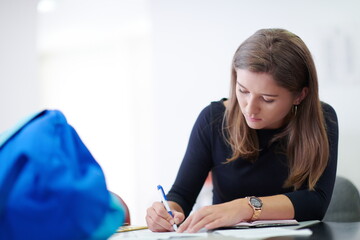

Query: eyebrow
[237,82,279,97]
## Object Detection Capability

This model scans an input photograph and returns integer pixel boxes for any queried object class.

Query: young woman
[146,28,338,233]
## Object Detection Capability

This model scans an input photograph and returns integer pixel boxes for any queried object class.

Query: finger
[145,214,163,232]
[146,209,164,232]
[146,206,174,232]
[183,206,213,232]
[204,218,226,230]
[147,212,173,232]
[177,214,193,233]
[173,211,185,225]
[146,207,165,232]
[187,214,215,233]
[153,202,176,225]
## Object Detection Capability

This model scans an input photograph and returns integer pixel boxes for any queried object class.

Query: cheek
[236,93,245,110]
[268,104,292,119]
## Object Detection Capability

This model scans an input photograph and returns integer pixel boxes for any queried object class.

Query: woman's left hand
[177,198,252,233]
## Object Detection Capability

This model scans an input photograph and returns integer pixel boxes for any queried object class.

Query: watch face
[250,197,262,208]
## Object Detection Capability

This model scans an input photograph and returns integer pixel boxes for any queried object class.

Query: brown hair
[224,28,329,190]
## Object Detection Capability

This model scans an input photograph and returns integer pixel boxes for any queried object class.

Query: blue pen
[157,185,178,231]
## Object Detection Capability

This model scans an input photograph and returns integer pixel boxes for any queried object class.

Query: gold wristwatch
[246,196,263,221]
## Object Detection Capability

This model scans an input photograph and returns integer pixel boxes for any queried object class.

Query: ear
[293,87,308,105]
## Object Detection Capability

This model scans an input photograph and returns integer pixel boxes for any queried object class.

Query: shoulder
[321,102,337,118]
[321,101,339,137]
[198,98,226,117]
[321,102,338,124]
[195,98,226,129]
[209,98,227,122]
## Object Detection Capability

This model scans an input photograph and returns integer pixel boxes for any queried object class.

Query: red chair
[111,192,131,225]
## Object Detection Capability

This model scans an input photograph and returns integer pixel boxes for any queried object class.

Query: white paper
[109,223,315,239]
[109,229,208,240]
[214,227,312,239]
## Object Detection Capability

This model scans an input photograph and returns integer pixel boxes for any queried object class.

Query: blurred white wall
[0,0,40,132]
[1,0,359,226]
[37,0,154,226]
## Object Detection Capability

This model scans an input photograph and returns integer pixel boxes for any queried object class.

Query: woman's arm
[259,195,294,219]
[177,194,294,233]
[166,104,214,216]
[146,104,214,232]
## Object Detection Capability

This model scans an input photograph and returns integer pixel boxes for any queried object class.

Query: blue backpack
[0,110,124,240]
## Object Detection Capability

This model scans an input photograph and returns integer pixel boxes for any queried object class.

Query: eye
[262,97,275,103]
[239,88,249,94]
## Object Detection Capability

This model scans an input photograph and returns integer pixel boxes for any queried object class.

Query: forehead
[235,69,289,95]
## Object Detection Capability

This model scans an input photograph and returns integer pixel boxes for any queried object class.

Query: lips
[245,114,262,122]
[249,117,261,122]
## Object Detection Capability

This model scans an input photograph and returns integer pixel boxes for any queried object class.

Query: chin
[246,122,264,130]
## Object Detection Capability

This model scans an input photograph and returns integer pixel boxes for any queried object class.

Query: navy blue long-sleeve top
[167,99,338,221]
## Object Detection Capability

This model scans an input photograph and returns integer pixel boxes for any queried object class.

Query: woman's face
[236,69,300,129]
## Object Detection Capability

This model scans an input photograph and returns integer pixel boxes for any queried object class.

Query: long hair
[224,29,329,190]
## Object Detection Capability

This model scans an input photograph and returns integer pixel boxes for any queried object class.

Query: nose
[245,96,260,116]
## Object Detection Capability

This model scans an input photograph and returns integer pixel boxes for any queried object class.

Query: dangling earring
[293,105,298,116]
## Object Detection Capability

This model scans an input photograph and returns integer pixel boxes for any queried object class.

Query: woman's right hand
[146,201,185,232]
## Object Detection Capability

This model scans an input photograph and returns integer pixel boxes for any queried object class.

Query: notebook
[219,219,299,229]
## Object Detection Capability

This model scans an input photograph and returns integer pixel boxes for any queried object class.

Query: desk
[292,222,360,240]
[110,222,360,240]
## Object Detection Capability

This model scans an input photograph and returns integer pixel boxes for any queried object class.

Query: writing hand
[146,201,185,232]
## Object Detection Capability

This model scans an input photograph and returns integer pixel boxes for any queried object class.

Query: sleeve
[284,103,339,221]
[166,105,214,217]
